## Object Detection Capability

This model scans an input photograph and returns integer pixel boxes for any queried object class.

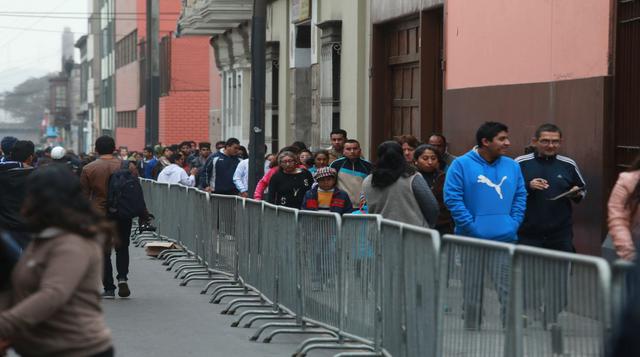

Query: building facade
[178,0,371,154]
[178,0,639,255]
[79,0,215,151]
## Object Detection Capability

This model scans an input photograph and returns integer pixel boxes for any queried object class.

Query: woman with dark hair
[362,141,438,228]
[395,134,421,163]
[608,154,640,261]
[267,151,313,208]
[309,150,330,176]
[414,144,453,235]
[0,165,114,356]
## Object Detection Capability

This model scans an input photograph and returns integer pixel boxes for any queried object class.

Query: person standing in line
[233,158,249,198]
[443,122,527,330]
[201,138,241,195]
[608,153,640,261]
[301,167,353,215]
[0,165,114,357]
[267,151,313,208]
[309,150,330,177]
[328,129,347,163]
[330,139,373,209]
[515,124,586,328]
[157,153,198,187]
[80,136,131,299]
[140,146,158,179]
[515,123,586,252]
[395,134,421,164]
[253,146,302,200]
[414,144,453,235]
[362,141,438,227]
[428,134,457,172]
[117,146,129,161]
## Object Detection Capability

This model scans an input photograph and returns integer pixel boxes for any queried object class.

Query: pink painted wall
[445,0,612,90]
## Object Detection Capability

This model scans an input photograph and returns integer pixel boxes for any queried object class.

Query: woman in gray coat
[362,141,439,228]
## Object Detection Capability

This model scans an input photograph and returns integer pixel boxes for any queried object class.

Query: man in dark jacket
[515,123,586,329]
[0,140,35,248]
[200,138,241,194]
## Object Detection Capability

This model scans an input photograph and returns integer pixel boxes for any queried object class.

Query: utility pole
[248,0,267,197]
[145,0,160,147]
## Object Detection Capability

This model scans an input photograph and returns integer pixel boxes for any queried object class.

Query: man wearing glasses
[515,123,586,328]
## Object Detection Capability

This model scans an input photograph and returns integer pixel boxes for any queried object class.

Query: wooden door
[386,19,421,139]
[614,0,640,173]
[371,9,443,158]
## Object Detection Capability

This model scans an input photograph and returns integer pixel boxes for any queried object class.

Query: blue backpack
[107,162,146,219]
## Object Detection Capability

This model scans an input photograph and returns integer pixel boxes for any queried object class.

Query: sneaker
[102,290,115,299]
[118,280,131,298]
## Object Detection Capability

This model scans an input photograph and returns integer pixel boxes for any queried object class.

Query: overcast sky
[0,0,88,92]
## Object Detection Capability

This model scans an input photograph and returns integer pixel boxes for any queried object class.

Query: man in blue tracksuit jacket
[444,121,527,329]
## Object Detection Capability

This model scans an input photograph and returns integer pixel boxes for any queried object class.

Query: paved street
[101,245,334,357]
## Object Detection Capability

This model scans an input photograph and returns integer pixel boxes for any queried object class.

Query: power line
[0,14,179,21]
[0,11,180,15]
[0,25,147,36]
[0,0,74,49]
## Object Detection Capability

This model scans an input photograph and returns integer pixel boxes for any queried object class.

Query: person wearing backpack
[81,136,135,299]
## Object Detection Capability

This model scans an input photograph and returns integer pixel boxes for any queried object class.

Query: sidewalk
[102,244,334,356]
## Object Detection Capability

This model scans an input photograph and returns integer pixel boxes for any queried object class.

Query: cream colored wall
[316,0,371,156]
[266,0,370,155]
[267,0,292,149]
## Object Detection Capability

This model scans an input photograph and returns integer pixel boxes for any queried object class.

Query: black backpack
[107,162,146,219]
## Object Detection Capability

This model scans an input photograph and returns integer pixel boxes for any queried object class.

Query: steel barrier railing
[138,179,624,357]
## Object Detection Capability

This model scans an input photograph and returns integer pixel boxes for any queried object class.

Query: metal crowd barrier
[138,179,623,357]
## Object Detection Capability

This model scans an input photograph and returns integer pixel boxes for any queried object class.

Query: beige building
[178,0,371,155]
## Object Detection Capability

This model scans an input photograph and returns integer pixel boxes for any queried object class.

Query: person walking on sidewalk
[80,136,131,299]
[0,165,114,357]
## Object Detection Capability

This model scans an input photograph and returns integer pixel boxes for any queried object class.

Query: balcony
[177,0,253,36]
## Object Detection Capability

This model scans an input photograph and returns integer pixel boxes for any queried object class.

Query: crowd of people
[1,119,640,354]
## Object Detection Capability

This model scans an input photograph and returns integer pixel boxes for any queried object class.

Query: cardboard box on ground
[145,241,180,257]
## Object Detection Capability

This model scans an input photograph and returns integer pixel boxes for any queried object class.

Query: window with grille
[116,30,138,69]
[117,110,137,128]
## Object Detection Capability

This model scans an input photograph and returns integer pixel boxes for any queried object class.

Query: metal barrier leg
[159,251,188,263]
[201,278,235,295]
[181,269,210,280]
[243,315,295,328]
[297,342,375,357]
[250,322,305,341]
[224,302,268,315]
[166,258,198,271]
[174,265,206,278]
[262,328,337,343]
[213,291,258,304]
[333,352,383,357]
[157,248,183,260]
[208,285,243,303]
[221,297,263,314]
[181,275,215,286]
[209,282,241,297]
[231,309,280,327]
